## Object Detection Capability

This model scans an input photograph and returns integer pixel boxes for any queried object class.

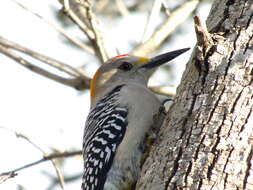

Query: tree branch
[116,0,130,16]
[12,0,94,55]
[132,0,199,56]
[0,36,81,77]
[0,126,82,188]
[62,0,95,40]
[62,0,111,62]
[141,0,162,43]
[0,172,17,184]
[0,150,82,177]
[150,85,176,97]
[0,126,66,189]
[0,38,90,90]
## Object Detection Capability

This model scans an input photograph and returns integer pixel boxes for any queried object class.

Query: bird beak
[139,48,190,70]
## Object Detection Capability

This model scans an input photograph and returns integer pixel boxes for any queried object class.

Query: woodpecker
[82,48,189,190]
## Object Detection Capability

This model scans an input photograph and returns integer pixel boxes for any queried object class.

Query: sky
[0,1,210,190]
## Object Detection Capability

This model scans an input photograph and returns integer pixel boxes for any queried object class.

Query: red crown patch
[114,54,129,59]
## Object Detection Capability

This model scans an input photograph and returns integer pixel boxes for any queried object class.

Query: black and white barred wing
[82,88,128,190]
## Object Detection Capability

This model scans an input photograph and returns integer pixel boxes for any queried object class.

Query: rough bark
[136,0,253,190]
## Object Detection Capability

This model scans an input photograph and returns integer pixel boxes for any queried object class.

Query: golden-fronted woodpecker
[82,48,189,190]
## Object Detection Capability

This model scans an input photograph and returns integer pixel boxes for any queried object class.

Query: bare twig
[44,150,82,159]
[161,0,170,16]
[0,36,81,77]
[0,127,66,189]
[194,15,213,54]
[0,44,90,90]
[45,172,83,190]
[0,150,82,177]
[193,15,214,72]
[141,0,162,43]
[50,163,65,190]
[0,126,44,152]
[95,0,110,13]
[84,0,109,61]
[12,0,94,55]
[62,0,95,40]
[150,85,176,97]
[132,0,199,56]
[116,0,129,16]
[16,133,45,153]
[62,0,111,62]
[0,172,17,184]
[63,0,70,12]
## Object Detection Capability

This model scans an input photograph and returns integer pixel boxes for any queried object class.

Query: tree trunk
[136,0,253,189]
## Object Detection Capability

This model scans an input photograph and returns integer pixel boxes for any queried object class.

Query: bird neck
[90,83,126,108]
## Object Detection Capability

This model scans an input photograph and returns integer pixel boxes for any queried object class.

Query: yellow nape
[90,69,100,100]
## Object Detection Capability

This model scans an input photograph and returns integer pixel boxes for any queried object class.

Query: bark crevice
[136,0,253,189]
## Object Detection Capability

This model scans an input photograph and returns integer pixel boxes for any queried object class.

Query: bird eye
[118,62,133,71]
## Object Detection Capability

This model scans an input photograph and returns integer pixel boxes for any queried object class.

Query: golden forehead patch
[138,57,150,64]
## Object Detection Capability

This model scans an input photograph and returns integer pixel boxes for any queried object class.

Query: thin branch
[0,172,17,184]
[0,126,45,152]
[62,0,95,40]
[16,133,45,153]
[0,127,66,190]
[161,0,171,16]
[12,0,94,55]
[0,150,82,177]
[63,0,70,13]
[116,0,129,16]
[50,162,65,190]
[62,0,111,62]
[141,0,162,43]
[85,0,109,61]
[194,15,213,54]
[45,172,82,190]
[150,85,176,97]
[132,0,199,56]
[193,15,214,72]
[95,0,110,13]
[0,44,90,90]
[0,36,81,77]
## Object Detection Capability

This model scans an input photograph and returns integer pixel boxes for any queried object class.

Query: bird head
[90,48,190,106]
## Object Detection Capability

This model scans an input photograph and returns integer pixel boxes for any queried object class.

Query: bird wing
[82,85,128,190]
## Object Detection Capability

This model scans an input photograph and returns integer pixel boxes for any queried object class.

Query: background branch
[62,0,111,62]
[0,127,66,189]
[0,36,82,77]
[0,173,17,185]
[13,0,94,55]
[150,85,176,97]
[141,0,162,43]
[0,37,90,90]
[132,0,199,56]
[0,150,82,177]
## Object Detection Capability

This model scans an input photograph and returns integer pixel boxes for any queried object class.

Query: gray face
[96,55,153,87]
[90,55,154,105]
